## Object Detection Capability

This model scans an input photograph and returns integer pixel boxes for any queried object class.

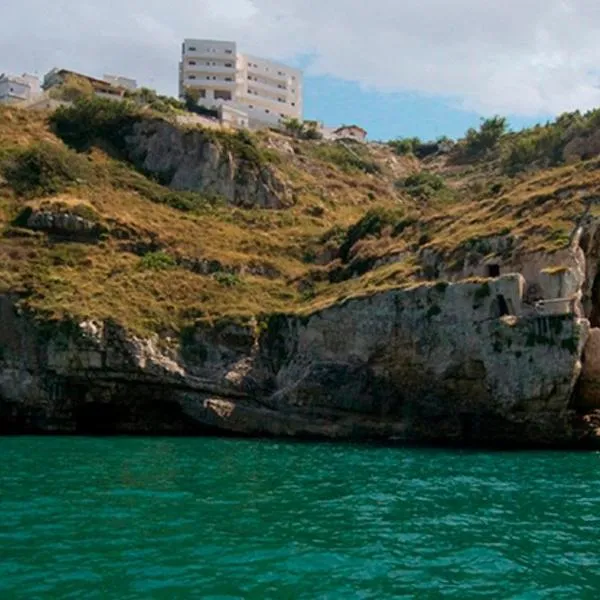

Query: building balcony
[184,78,238,88]
[184,63,238,74]
[183,49,236,61]
[246,78,294,99]
[246,66,291,84]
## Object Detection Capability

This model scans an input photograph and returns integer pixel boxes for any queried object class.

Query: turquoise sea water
[2,438,600,599]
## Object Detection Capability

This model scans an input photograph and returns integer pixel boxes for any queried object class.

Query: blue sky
[303,75,552,142]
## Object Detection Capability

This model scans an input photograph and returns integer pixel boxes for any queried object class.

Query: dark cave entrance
[75,402,124,434]
[590,271,600,327]
[487,264,501,278]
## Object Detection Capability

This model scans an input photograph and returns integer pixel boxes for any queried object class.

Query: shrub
[139,251,177,270]
[464,116,508,157]
[48,74,94,103]
[312,143,380,174]
[397,171,450,201]
[183,89,219,118]
[339,207,405,261]
[0,142,95,197]
[388,137,421,156]
[127,88,186,114]
[50,97,142,153]
[213,272,241,287]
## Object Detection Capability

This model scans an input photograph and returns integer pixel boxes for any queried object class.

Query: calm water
[2,438,600,599]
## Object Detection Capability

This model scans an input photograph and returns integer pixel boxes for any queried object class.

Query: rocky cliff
[1,270,597,446]
[5,102,600,446]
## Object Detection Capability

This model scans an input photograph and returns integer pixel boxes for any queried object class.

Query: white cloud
[2,0,600,116]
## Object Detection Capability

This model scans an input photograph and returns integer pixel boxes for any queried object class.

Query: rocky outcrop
[124,120,291,209]
[0,273,594,446]
[24,209,104,240]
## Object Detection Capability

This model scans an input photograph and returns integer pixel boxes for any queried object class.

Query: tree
[464,116,508,157]
[49,74,94,102]
[282,117,304,137]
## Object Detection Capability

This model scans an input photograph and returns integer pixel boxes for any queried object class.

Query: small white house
[0,73,41,105]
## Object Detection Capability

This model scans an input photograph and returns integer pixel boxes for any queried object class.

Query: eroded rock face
[26,210,104,240]
[0,275,592,446]
[124,120,291,209]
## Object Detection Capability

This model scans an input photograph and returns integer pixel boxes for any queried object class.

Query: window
[291,102,296,106]
[278,71,284,76]
[265,109,270,113]
[225,49,233,54]
[280,113,286,118]
[206,76,211,80]
[189,75,196,80]
[189,61,196,65]
[198,89,206,98]
[213,76,217,80]
[206,62,211,66]
[225,77,233,82]
[487,265,501,278]
[214,90,232,100]
[225,63,233,68]
[189,46,197,51]
[249,105,254,109]
[278,98,285,102]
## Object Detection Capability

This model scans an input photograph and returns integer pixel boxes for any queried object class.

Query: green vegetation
[309,142,381,174]
[397,171,453,202]
[282,118,323,140]
[0,142,95,197]
[139,251,177,270]
[1,97,599,335]
[50,97,142,153]
[463,116,508,158]
[127,87,187,114]
[338,207,406,261]
[182,88,220,118]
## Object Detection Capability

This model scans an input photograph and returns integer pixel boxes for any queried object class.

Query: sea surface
[1,437,600,599]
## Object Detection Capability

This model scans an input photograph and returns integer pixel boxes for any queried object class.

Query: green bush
[388,137,421,156]
[397,170,451,201]
[339,207,405,261]
[0,142,95,197]
[139,251,177,270]
[213,272,241,287]
[126,88,186,114]
[312,143,380,174]
[50,97,142,153]
[464,116,508,157]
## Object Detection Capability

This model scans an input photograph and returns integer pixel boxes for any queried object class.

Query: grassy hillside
[0,100,598,335]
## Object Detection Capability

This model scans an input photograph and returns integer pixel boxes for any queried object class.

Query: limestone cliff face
[0,274,592,446]
[124,120,290,209]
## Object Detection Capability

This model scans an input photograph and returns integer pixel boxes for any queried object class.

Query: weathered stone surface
[26,210,103,239]
[0,274,593,446]
[124,120,291,209]
[576,328,600,410]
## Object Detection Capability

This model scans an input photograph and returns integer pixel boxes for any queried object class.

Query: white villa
[179,39,303,129]
[0,73,41,105]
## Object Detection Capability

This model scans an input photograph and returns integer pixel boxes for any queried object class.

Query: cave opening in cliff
[75,402,123,434]
[487,264,501,278]
[590,271,600,327]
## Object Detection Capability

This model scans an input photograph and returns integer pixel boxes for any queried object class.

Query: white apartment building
[179,39,303,128]
[0,73,41,105]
